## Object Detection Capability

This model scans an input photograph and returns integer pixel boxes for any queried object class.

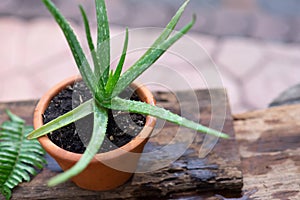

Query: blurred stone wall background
[1,0,300,42]
[0,0,300,113]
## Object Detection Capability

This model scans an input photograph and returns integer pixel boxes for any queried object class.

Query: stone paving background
[0,0,300,113]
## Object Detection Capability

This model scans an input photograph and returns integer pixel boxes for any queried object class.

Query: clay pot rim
[34,75,156,163]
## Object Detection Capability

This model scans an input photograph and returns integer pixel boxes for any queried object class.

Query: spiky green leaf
[42,0,97,96]
[95,0,110,84]
[145,0,190,51]
[79,5,105,92]
[112,15,196,98]
[104,97,229,139]
[27,99,93,139]
[48,102,108,186]
[105,28,129,95]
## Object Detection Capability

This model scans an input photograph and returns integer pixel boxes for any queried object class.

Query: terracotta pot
[33,75,156,191]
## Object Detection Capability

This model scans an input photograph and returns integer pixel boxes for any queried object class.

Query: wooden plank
[234,104,300,200]
[0,89,242,199]
[0,100,38,123]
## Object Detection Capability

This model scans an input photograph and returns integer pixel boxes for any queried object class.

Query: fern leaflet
[0,110,46,200]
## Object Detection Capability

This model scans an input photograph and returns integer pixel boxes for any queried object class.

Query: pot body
[34,75,156,191]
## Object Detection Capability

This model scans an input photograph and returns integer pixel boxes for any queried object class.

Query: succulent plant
[27,0,229,187]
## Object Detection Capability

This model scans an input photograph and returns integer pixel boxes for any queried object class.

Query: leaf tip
[26,135,33,140]
[47,180,57,187]
[183,0,190,7]
[79,5,83,12]
[27,130,38,140]
[220,132,230,139]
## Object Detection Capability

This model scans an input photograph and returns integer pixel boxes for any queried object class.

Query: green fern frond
[0,110,46,200]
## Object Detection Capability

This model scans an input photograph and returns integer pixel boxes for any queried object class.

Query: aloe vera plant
[27,0,229,187]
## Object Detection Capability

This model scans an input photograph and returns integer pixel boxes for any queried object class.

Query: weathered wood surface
[0,89,243,199]
[234,104,300,200]
[4,91,300,199]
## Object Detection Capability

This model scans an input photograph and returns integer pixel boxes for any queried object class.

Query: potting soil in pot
[43,81,146,154]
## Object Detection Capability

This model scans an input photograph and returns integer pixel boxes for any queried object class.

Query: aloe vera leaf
[95,0,110,84]
[27,100,93,139]
[79,5,96,67]
[105,28,129,95]
[112,15,196,98]
[47,102,108,186]
[126,0,189,68]
[104,97,229,139]
[147,0,190,51]
[79,5,105,92]
[42,0,97,95]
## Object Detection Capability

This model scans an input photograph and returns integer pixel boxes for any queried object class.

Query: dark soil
[43,81,146,154]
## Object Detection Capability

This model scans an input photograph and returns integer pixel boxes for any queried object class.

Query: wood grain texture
[234,105,300,200]
[0,89,243,200]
